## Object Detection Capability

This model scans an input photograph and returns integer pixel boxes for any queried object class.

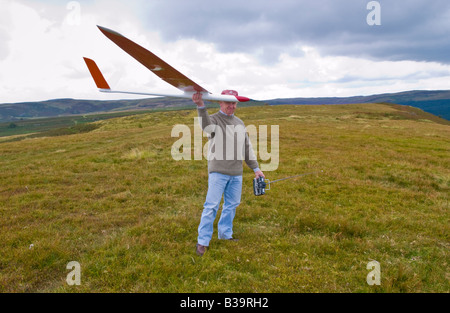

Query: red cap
[221,90,238,96]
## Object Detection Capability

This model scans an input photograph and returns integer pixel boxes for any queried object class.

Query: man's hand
[192,92,205,107]
[255,170,265,179]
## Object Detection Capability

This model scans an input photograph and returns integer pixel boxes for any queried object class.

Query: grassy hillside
[0,103,448,293]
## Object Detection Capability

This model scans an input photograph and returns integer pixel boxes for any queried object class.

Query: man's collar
[219,110,234,117]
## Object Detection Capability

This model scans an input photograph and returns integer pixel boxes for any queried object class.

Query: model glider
[83,26,251,102]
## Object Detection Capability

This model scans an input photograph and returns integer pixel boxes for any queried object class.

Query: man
[192,90,265,256]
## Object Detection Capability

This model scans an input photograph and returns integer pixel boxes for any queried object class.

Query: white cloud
[0,0,160,103]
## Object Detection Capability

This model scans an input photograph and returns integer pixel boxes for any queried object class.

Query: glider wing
[83,26,251,102]
[97,25,209,94]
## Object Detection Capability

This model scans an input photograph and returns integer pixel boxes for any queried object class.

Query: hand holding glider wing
[192,92,205,107]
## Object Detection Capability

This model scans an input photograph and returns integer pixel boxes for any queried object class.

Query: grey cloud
[334,69,450,84]
[139,0,450,64]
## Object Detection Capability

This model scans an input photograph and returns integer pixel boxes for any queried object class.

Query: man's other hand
[255,170,265,179]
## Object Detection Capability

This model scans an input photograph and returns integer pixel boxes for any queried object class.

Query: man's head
[219,90,238,116]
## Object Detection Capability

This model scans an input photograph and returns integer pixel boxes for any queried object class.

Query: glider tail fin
[83,57,111,90]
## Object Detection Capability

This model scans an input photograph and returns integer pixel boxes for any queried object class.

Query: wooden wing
[97,26,209,94]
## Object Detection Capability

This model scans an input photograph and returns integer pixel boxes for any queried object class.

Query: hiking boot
[196,243,207,256]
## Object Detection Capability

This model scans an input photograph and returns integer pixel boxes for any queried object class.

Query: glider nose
[236,96,251,102]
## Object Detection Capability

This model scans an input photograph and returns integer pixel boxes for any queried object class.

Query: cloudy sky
[1,0,450,103]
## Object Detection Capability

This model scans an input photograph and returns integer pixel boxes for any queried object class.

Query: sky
[1,0,450,103]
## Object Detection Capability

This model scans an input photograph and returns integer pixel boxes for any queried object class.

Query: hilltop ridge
[0,90,449,122]
[266,90,450,120]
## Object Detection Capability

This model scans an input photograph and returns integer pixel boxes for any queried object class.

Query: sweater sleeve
[244,132,259,170]
[197,107,215,133]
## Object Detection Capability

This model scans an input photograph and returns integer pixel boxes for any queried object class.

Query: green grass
[0,103,448,292]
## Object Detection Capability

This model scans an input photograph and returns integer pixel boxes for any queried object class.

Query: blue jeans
[197,172,243,246]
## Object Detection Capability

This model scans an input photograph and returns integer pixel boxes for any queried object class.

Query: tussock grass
[0,103,448,293]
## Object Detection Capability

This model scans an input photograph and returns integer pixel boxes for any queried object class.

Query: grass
[0,103,448,293]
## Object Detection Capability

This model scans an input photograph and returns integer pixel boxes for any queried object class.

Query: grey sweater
[198,107,259,176]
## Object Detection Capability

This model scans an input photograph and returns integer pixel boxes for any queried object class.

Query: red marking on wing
[97,26,209,93]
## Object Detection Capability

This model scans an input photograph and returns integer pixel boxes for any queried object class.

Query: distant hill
[266,90,450,120]
[0,97,195,123]
[1,90,449,122]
